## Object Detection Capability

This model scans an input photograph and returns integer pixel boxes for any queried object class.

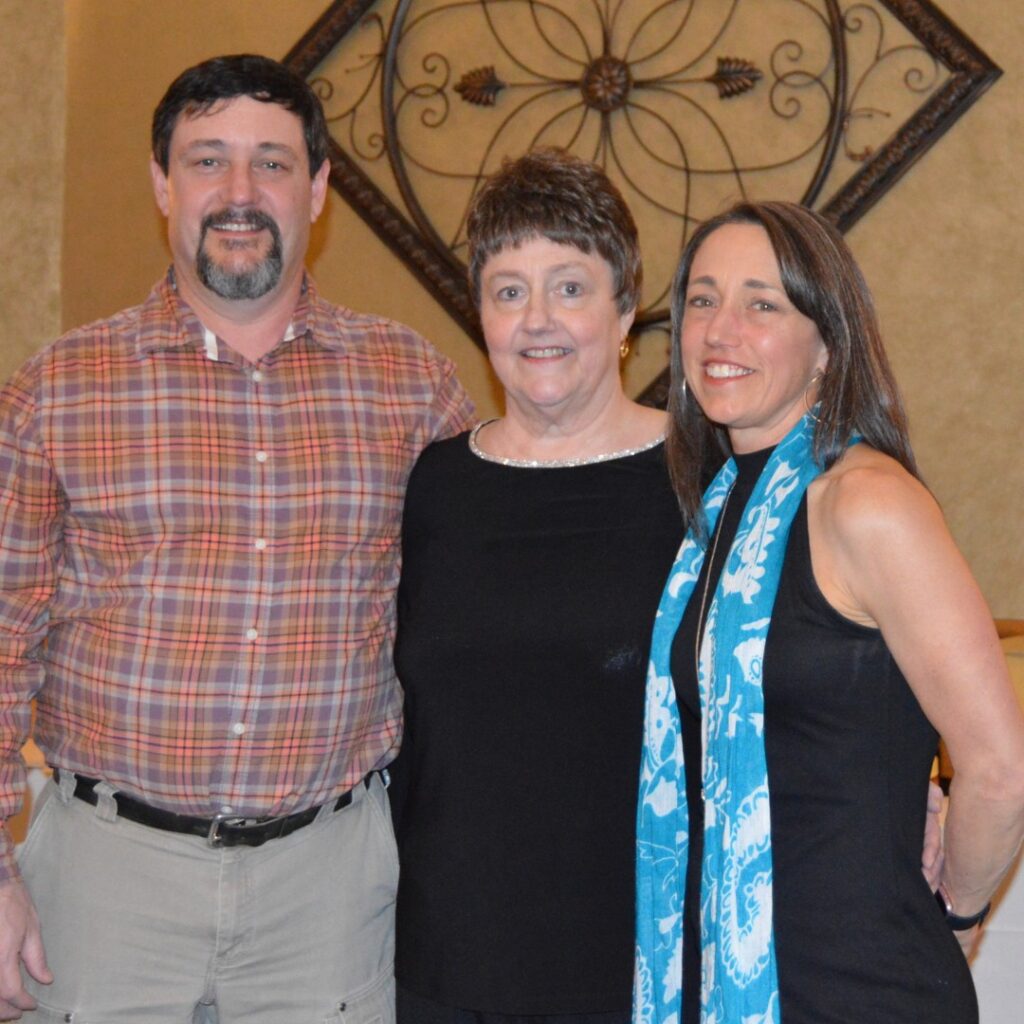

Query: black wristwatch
[934,884,991,931]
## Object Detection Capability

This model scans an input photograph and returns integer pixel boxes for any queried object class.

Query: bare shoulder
[812,444,940,553]
[809,446,1019,776]
[807,444,950,626]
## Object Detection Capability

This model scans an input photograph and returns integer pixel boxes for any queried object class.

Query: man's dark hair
[152,54,329,176]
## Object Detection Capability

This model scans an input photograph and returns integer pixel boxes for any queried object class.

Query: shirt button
[231,722,246,737]
[245,628,258,641]
[251,370,263,383]
[254,538,267,551]
[255,450,268,463]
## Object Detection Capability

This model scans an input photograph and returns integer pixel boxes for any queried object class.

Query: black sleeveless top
[671,449,976,1024]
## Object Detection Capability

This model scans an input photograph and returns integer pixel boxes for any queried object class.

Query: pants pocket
[15,780,58,867]
[323,970,394,1024]
[362,775,400,886]
[28,1002,82,1023]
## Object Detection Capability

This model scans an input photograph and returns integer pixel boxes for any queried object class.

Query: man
[0,54,473,1023]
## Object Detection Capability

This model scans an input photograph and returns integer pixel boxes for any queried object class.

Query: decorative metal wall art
[284,1,999,402]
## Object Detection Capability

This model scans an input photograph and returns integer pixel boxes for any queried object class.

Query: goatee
[195,208,284,300]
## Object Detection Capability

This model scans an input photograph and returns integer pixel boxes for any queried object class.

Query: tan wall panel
[54,0,1024,614]
[845,0,1024,618]
[0,0,65,375]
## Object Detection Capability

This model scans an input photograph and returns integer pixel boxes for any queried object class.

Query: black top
[671,450,977,1024]
[391,431,684,1013]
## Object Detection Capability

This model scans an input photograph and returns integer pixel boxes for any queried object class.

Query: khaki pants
[17,773,397,1024]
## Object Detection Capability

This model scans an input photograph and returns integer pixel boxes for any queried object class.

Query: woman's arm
[810,446,1024,956]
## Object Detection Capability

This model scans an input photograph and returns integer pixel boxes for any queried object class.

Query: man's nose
[224,163,257,205]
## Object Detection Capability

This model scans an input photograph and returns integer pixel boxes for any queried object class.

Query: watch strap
[934,884,991,931]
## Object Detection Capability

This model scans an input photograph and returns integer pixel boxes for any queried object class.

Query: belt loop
[92,780,119,823]
[56,768,77,805]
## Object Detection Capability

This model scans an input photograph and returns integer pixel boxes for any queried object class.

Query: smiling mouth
[211,220,264,233]
[521,347,571,359]
[705,362,753,379]
[201,208,278,239]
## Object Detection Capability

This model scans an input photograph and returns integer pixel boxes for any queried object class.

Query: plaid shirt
[0,272,474,882]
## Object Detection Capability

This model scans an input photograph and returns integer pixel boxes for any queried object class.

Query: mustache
[199,208,280,240]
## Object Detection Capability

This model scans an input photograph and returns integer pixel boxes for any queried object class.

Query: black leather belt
[54,768,370,848]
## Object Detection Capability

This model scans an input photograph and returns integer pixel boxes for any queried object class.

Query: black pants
[396,984,631,1024]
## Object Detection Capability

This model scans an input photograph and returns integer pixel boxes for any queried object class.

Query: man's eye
[496,286,521,301]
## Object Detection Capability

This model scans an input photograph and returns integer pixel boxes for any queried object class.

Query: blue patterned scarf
[634,412,829,1024]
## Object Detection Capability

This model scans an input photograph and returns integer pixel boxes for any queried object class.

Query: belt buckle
[207,812,247,847]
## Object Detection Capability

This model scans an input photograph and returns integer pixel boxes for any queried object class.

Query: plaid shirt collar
[135,268,346,359]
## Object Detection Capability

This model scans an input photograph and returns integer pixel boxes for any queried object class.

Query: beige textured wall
[57,0,500,408]
[25,0,1024,615]
[0,0,65,370]
[845,0,1024,619]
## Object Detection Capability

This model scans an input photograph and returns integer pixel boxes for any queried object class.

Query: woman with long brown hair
[636,201,1024,1024]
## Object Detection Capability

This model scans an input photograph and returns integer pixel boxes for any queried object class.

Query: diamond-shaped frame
[283,0,999,403]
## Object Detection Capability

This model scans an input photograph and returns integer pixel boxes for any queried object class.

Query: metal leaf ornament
[708,57,763,99]
[455,66,507,107]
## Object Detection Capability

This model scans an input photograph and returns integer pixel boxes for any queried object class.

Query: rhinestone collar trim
[468,419,664,469]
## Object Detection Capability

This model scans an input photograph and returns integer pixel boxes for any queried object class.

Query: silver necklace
[694,485,735,680]
[468,419,664,469]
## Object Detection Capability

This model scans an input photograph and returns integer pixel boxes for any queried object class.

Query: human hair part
[666,200,919,541]
[152,54,329,177]
[466,148,642,315]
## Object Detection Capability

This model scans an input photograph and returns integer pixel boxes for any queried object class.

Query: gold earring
[620,337,631,359]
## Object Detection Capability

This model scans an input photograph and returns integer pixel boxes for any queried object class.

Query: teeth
[706,363,751,379]
[522,347,570,358]
[213,221,260,232]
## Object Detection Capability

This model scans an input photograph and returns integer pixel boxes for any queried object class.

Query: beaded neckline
[468,419,665,469]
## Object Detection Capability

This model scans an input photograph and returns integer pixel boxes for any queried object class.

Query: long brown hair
[667,201,919,540]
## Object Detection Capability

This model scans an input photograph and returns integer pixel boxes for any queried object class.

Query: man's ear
[310,158,330,222]
[150,156,171,217]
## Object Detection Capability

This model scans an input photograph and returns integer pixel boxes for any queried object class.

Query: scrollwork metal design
[284,0,999,403]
